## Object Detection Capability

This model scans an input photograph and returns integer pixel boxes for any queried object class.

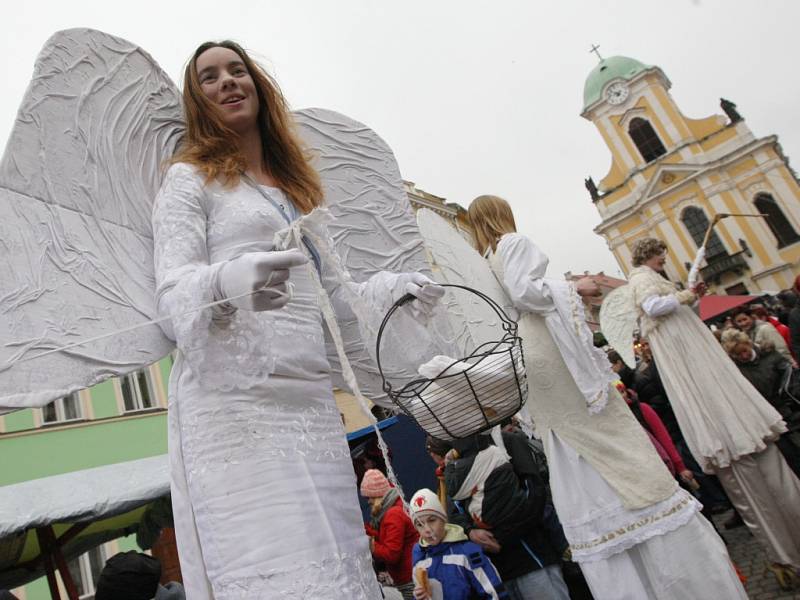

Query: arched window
[629,118,667,163]
[754,193,800,248]
[681,206,727,258]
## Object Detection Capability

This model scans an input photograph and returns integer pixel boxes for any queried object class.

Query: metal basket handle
[375,283,518,395]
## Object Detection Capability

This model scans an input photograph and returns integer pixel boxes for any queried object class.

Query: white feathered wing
[598,285,638,368]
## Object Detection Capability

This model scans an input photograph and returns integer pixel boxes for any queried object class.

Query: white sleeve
[641,294,680,317]
[153,164,277,390]
[496,233,555,313]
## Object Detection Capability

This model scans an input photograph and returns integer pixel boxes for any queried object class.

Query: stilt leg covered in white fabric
[715,443,800,568]
[579,514,746,600]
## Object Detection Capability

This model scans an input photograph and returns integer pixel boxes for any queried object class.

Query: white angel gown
[152,163,417,599]
[490,234,746,600]
[629,264,800,570]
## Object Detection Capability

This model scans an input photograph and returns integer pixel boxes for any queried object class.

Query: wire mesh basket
[376,284,528,441]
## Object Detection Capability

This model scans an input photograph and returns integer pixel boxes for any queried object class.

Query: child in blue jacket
[409,489,508,600]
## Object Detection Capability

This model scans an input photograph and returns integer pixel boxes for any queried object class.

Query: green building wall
[1,358,172,598]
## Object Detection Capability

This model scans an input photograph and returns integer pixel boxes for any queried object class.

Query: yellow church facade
[582,55,800,294]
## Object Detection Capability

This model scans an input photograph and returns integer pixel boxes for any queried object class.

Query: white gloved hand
[404,273,445,317]
[216,249,309,311]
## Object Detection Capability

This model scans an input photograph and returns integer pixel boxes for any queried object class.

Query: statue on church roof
[720,98,743,123]
[585,176,600,201]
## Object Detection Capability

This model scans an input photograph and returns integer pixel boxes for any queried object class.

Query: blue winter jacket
[411,524,508,600]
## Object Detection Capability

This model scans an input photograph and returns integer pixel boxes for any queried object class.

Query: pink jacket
[639,402,687,475]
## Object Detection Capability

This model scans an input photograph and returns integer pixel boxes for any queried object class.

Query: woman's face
[195,46,259,135]
[734,313,753,332]
[414,515,446,545]
[643,250,667,272]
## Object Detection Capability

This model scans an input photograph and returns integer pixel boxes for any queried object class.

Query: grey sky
[2,1,799,278]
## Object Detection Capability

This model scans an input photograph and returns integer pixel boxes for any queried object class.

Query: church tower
[582,54,800,294]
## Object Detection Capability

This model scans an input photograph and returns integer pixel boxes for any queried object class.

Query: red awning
[699,295,758,321]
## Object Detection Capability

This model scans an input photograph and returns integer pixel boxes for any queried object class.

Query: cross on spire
[589,44,603,61]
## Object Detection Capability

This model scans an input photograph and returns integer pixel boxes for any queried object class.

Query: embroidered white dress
[490,234,746,600]
[153,163,413,599]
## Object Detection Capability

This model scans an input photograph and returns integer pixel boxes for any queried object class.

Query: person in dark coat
[95,551,185,600]
[781,289,800,359]
[722,329,800,477]
[445,432,569,600]
[607,349,635,389]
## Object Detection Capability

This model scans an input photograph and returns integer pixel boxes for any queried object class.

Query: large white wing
[0,28,182,411]
[0,30,432,411]
[294,109,434,407]
[599,285,638,368]
[416,209,517,353]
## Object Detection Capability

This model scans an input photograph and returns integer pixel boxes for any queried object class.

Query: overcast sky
[2,1,799,278]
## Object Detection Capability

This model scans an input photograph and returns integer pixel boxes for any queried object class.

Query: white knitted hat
[409,489,447,524]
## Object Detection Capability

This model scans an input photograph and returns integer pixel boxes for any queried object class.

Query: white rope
[11,289,263,366]
[273,213,406,501]
[11,211,407,500]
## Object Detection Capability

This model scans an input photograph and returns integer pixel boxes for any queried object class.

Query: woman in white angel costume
[152,42,445,598]
[466,196,746,599]
[0,28,445,598]
[626,237,800,587]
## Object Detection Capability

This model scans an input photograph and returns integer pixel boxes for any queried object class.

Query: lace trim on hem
[212,550,379,599]
[567,490,701,563]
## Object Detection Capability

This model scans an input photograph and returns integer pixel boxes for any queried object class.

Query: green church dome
[583,55,650,111]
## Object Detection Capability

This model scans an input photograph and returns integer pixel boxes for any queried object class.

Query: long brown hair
[467,195,518,255]
[172,40,323,214]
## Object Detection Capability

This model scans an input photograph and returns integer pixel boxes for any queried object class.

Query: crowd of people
[359,229,800,600]
[74,36,795,599]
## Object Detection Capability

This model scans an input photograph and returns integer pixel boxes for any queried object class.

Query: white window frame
[67,544,106,599]
[121,369,156,413]
[41,393,82,425]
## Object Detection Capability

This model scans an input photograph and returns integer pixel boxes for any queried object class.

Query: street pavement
[715,511,800,600]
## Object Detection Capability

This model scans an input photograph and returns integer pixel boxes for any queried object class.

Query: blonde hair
[171,41,323,214]
[720,329,750,354]
[467,195,518,255]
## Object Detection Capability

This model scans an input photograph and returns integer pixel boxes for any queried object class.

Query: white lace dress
[490,234,746,599]
[152,163,408,599]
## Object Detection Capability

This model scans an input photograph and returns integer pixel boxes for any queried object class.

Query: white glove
[216,249,309,311]
[404,273,445,317]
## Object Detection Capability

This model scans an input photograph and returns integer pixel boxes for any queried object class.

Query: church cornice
[595,122,738,200]
[751,262,793,281]
[594,134,779,235]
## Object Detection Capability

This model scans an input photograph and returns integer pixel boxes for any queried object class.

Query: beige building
[582,55,800,294]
